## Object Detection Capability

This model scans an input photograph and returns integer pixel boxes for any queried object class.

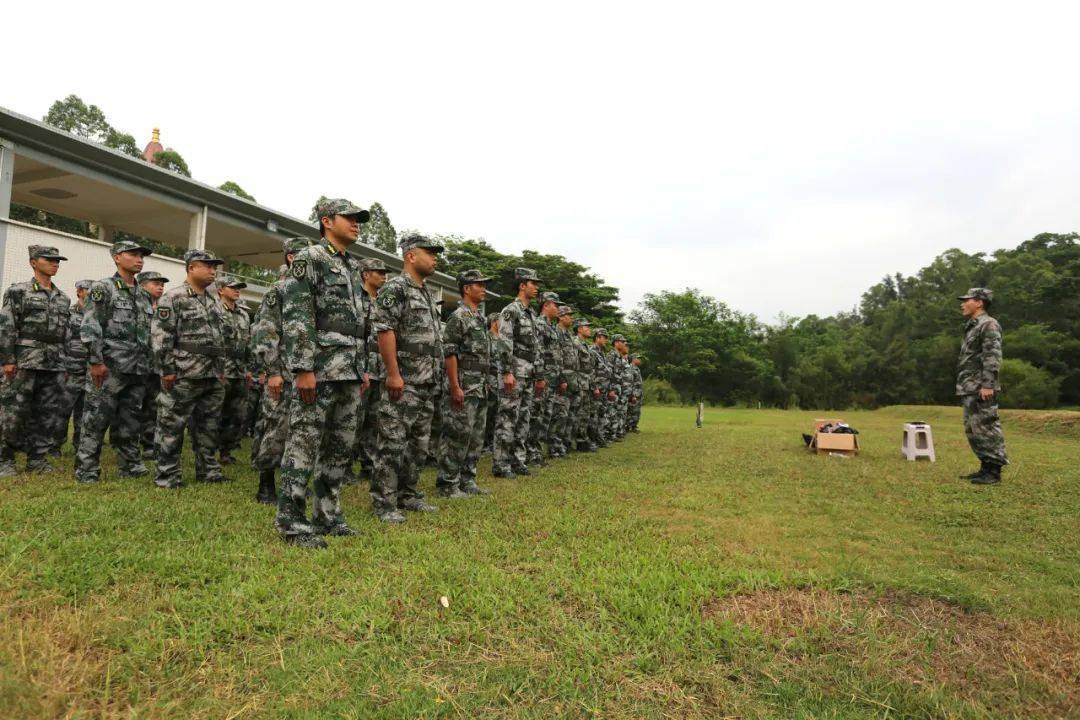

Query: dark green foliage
[218,181,256,202]
[43,95,141,158]
[151,150,191,177]
[999,359,1061,408]
[360,202,397,253]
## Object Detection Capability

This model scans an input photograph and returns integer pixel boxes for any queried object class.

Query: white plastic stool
[901,422,936,462]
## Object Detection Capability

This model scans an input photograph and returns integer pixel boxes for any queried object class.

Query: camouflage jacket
[153,281,226,379]
[0,279,71,371]
[536,316,561,383]
[498,298,540,379]
[219,300,251,379]
[81,274,153,375]
[443,302,493,398]
[63,303,89,373]
[956,313,1003,395]
[283,243,367,382]
[361,291,384,380]
[630,364,643,399]
[250,279,288,381]
[556,325,580,390]
[613,351,633,397]
[573,336,595,390]
[487,335,509,393]
[591,343,613,392]
[372,273,443,386]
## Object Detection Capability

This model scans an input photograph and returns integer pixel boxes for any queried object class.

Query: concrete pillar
[0,140,15,288]
[188,205,207,251]
[97,225,115,244]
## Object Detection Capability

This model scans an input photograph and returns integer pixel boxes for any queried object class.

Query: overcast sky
[4,1,1079,321]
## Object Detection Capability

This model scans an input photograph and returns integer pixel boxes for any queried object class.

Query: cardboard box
[810,418,860,455]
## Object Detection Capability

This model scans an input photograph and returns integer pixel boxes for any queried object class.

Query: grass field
[1,406,1077,719]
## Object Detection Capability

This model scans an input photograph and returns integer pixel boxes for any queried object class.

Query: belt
[176,341,223,357]
[18,330,64,345]
[399,340,440,358]
[316,318,364,338]
[513,348,535,362]
[458,356,491,373]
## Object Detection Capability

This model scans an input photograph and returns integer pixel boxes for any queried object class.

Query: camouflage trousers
[436,393,488,490]
[484,389,498,450]
[252,383,291,471]
[154,377,225,487]
[961,395,1008,466]
[75,371,149,482]
[493,376,532,471]
[277,380,361,535]
[371,382,435,513]
[219,377,248,454]
[527,384,555,461]
[353,380,381,472]
[0,369,66,464]
[55,370,87,451]
[628,397,641,430]
[244,382,262,438]
[139,375,159,451]
[616,395,630,437]
[547,387,571,453]
[576,390,595,445]
[556,388,582,449]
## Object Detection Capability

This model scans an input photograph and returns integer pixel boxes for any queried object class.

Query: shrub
[642,378,682,405]
[999,359,1061,409]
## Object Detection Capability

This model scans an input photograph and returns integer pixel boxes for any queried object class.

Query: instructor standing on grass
[956,287,1008,485]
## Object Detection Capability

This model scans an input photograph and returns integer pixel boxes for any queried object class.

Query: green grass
[1,406,1077,719]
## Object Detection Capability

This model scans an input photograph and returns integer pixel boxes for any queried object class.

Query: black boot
[959,461,988,479]
[971,463,1002,485]
[255,470,277,504]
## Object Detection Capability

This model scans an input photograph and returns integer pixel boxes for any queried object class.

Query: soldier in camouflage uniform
[276,199,371,547]
[483,311,503,453]
[527,291,562,465]
[551,305,579,456]
[956,288,1008,485]
[628,354,643,432]
[573,318,599,452]
[216,275,252,465]
[152,249,228,488]
[75,240,155,483]
[370,233,445,522]
[436,270,497,498]
[493,268,544,478]
[0,245,71,475]
[611,334,632,439]
[354,257,388,483]
[54,279,92,454]
[136,270,168,458]
[250,239,311,504]
[590,328,615,447]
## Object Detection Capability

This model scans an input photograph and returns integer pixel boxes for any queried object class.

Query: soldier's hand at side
[90,363,109,389]
[451,385,465,409]
[245,371,253,389]
[593,388,601,399]
[558,381,567,395]
[502,372,515,395]
[384,372,405,402]
[978,387,995,401]
[2,364,15,382]
[608,390,616,401]
[161,374,177,392]
[267,374,284,402]
[361,372,371,393]
[296,371,317,404]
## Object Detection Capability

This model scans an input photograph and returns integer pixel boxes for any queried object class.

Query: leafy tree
[360,203,398,253]
[999,359,1061,408]
[219,181,256,202]
[151,149,191,177]
[43,94,141,158]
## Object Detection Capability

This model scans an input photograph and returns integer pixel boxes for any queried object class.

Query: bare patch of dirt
[704,587,1080,717]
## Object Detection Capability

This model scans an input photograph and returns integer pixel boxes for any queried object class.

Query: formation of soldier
[0,200,645,549]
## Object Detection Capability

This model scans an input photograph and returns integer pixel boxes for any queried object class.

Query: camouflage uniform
[494,271,542,475]
[528,293,561,463]
[217,277,252,460]
[628,355,643,432]
[610,336,633,439]
[483,312,503,452]
[573,320,598,451]
[276,231,369,537]
[152,256,228,488]
[354,257,388,480]
[136,270,169,456]
[55,280,92,452]
[370,234,445,517]
[76,243,155,483]
[0,247,71,474]
[551,307,580,455]
[250,269,290,472]
[589,331,613,446]
[956,289,1008,470]
[437,273,497,495]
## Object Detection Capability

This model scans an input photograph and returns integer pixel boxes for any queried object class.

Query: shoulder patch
[501,307,513,320]
[157,307,171,321]
[379,292,397,308]
[291,259,308,279]
[91,287,104,302]
[266,293,278,307]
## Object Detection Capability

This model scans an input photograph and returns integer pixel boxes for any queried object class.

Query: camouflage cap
[630,353,643,361]
[573,318,591,329]
[958,287,993,303]
[593,327,609,337]
[183,249,225,266]
[539,291,561,305]
[361,257,389,273]
[136,270,169,284]
[315,198,371,223]
[399,233,445,254]
[283,236,313,255]
[458,268,493,285]
[215,274,247,290]
[110,239,152,257]
[514,267,541,283]
[28,245,68,261]
[557,305,573,317]
[612,334,627,343]
[75,279,94,291]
